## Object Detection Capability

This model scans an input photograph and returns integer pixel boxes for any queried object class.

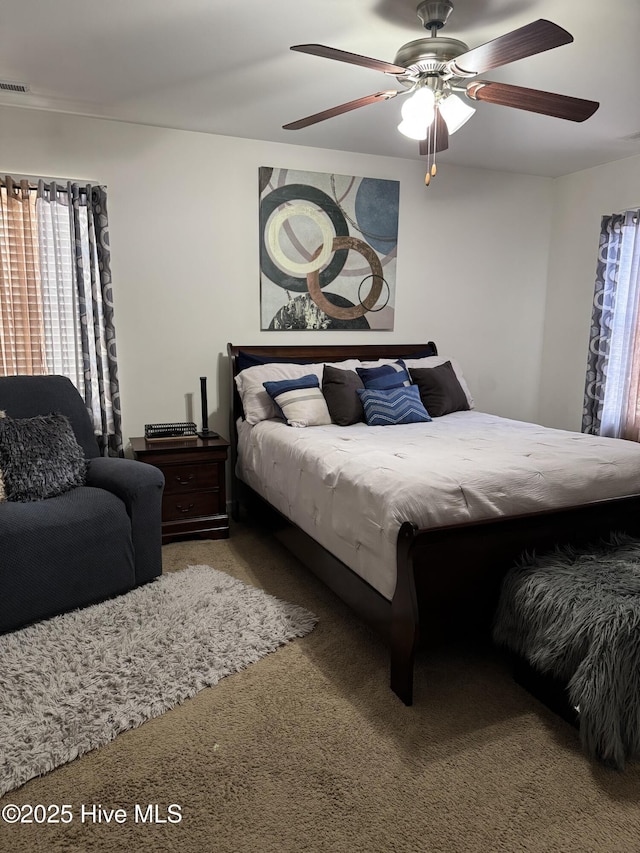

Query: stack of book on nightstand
[144,422,198,442]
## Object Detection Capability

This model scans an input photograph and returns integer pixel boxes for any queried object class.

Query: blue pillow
[356,386,432,426]
[356,361,411,391]
[263,374,331,427]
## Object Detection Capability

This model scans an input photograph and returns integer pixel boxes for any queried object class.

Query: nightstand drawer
[162,462,219,495]
[162,490,222,522]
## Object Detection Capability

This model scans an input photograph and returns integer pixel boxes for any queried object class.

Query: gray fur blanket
[493,533,640,770]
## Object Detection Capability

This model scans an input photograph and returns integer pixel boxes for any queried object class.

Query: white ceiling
[1,0,640,177]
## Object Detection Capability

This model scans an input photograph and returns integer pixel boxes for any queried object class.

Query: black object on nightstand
[130,435,230,543]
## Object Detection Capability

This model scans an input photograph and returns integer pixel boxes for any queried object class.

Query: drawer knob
[175,474,195,485]
[176,503,195,514]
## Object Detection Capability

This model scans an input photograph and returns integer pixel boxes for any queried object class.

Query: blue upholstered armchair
[0,375,164,633]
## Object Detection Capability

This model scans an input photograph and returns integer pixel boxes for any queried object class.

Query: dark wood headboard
[227,341,437,428]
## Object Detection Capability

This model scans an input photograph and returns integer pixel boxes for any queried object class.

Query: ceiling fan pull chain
[425,124,432,186]
[424,126,430,185]
[424,110,438,186]
[432,110,438,177]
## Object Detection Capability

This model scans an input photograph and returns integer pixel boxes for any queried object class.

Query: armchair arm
[86,457,164,584]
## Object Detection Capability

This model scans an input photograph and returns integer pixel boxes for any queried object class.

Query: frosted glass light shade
[397,119,428,140]
[401,87,435,120]
[398,88,435,140]
[438,93,476,134]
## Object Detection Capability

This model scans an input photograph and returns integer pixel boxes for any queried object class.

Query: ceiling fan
[283,0,599,185]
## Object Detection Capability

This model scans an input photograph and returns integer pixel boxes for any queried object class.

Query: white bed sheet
[236,412,640,601]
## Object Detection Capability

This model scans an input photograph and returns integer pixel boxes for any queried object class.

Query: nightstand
[130,435,230,543]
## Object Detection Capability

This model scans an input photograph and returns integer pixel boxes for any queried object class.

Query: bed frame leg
[390,522,420,706]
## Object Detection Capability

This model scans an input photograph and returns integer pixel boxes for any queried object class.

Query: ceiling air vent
[0,80,30,93]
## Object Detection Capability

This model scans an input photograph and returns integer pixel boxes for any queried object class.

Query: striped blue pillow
[356,386,432,426]
[356,361,411,391]
[263,374,331,427]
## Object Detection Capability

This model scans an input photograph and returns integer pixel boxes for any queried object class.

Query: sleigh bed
[227,342,640,705]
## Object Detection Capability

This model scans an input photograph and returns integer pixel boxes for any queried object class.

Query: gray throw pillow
[0,412,87,502]
[409,361,470,417]
[322,365,365,426]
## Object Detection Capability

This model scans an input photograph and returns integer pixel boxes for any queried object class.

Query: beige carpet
[1,521,639,853]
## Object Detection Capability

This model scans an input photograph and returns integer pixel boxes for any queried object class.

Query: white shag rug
[0,565,317,796]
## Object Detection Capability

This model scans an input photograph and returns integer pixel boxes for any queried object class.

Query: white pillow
[401,356,475,409]
[236,359,361,425]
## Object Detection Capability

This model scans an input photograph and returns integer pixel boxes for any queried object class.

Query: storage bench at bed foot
[493,535,640,770]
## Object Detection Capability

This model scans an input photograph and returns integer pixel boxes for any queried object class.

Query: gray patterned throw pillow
[0,412,86,502]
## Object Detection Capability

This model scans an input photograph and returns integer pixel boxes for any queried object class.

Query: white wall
[539,153,640,431]
[0,105,553,443]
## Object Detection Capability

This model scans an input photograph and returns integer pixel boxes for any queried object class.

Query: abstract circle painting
[259,167,399,331]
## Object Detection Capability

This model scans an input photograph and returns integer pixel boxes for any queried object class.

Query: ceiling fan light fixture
[438,93,476,133]
[401,86,435,119]
[397,118,428,140]
[398,87,435,139]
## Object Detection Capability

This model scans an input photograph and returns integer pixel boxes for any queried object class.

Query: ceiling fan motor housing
[416,0,454,30]
[393,36,469,85]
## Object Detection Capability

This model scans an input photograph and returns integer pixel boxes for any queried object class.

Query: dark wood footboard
[391,494,640,704]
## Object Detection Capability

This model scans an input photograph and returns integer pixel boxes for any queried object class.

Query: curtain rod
[1,172,102,187]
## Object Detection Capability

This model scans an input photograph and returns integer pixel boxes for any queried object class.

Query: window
[583,209,640,441]
[0,176,122,455]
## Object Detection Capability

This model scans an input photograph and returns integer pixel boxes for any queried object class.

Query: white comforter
[237,412,640,600]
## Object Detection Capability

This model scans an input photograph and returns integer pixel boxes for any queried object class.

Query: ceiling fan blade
[291,44,409,77]
[419,109,449,154]
[283,90,399,130]
[467,81,599,122]
[449,19,573,77]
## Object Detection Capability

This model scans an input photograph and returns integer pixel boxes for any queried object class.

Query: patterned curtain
[1,177,121,454]
[611,211,640,440]
[67,184,122,456]
[582,214,625,435]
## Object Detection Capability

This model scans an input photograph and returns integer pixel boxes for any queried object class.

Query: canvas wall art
[259,167,399,331]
